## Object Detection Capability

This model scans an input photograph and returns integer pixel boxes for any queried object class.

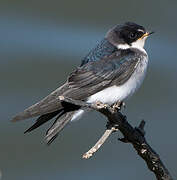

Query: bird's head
[106,22,154,50]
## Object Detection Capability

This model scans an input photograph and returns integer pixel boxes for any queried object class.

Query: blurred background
[0,0,177,179]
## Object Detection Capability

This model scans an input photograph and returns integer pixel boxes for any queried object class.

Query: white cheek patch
[117,43,131,49]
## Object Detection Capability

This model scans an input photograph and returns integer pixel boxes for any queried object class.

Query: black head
[106,22,153,48]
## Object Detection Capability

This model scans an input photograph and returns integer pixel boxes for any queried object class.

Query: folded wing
[12,49,139,125]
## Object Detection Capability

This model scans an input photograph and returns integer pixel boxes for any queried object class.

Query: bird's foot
[112,101,126,111]
[95,101,109,109]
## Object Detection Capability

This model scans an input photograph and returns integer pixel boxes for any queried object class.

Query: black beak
[148,31,155,36]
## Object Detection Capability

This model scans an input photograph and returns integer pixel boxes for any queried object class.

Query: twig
[83,126,117,159]
[59,96,173,180]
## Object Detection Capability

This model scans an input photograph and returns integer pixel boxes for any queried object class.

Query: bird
[12,22,154,145]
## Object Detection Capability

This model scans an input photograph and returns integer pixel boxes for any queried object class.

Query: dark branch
[59,96,173,180]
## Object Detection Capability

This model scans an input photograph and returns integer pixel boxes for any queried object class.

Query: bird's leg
[112,101,126,111]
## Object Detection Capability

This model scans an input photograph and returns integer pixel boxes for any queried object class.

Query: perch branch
[59,96,173,180]
[82,126,117,159]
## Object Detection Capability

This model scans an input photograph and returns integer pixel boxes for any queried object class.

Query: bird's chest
[87,58,148,104]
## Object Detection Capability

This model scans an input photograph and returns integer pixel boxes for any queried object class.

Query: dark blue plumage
[12,22,152,145]
[80,38,117,66]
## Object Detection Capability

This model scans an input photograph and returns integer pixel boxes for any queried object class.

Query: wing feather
[12,49,141,121]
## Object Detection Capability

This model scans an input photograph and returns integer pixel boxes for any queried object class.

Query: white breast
[87,55,148,105]
[71,53,148,122]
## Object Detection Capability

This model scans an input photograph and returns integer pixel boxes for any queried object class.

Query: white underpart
[71,109,85,121]
[131,37,147,54]
[87,55,148,104]
[117,44,130,50]
[71,38,148,121]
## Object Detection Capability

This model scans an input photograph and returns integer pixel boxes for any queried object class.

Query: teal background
[0,0,177,179]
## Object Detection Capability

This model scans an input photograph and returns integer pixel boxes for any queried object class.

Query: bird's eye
[129,32,137,39]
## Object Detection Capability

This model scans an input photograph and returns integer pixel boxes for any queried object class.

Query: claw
[95,101,109,109]
[95,101,105,109]
[112,101,126,111]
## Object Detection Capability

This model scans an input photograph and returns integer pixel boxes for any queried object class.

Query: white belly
[87,57,148,105]
[71,56,148,121]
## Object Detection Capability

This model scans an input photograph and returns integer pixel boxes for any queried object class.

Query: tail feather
[24,110,62,134]
[11,84,68,122]
[12,101,62,122]
[45,111,76,145]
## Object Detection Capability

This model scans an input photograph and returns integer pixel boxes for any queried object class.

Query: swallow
[12,22,154,144]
